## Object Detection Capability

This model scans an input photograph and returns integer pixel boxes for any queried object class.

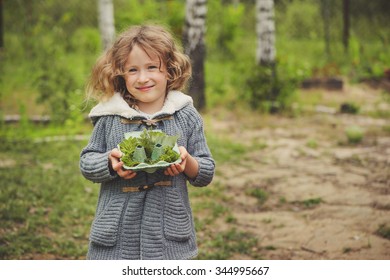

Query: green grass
[306,138,318,149]
[196,228,259,260]
[246,188,269,206]
[375,224,390,240]
[205,133,246,164]
[0,138,97,259]
[345,125,365,144]
[293,197,324,209]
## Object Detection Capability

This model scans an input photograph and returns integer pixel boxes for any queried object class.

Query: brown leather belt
[122,180,172,193]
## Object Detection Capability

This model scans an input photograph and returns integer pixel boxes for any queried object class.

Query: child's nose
[137,70,149,83]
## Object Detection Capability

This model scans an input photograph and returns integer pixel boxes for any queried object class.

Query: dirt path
[208,84,390,259]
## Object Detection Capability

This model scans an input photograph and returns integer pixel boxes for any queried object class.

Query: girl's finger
[174,163,184,173]
[165,166,175,177]
[113,161,123,172]
[171,164,182,175]
[123,171,137,180]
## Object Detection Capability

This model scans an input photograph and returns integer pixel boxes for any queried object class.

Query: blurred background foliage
[1,0,389,123]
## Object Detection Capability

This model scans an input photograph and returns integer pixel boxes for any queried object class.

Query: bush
[376,224,390,240]
[345,125,364,144]
[340,102,360,114]
[245,63,298,113]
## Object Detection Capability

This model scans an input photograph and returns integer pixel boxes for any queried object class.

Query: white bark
[184,0,207,54]
[256,0,276,65]
[183,0,207,110]
[98,0,115,50]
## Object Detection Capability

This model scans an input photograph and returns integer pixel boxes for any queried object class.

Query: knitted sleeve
[178,105,215,187]
[79,116,118,183]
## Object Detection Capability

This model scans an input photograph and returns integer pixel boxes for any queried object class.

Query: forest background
[0,0,389,259]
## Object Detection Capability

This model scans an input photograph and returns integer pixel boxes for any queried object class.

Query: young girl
[80,25,215,260]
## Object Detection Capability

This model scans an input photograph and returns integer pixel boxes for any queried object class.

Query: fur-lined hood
[89,90,193,122]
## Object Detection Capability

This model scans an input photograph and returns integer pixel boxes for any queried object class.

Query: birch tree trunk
[256,0,276,66]
[183,0,207,110]
[98,0,115,51]
[254,0,278,112]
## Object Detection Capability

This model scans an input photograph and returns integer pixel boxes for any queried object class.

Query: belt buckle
[138,185,149,191]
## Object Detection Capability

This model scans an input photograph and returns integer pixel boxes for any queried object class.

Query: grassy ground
[0,138,96,259]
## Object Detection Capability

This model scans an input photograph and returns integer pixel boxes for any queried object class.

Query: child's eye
[148,65,158,70]
[128,68,137,74]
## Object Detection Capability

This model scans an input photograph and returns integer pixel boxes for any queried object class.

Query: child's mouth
[137,85,154,92]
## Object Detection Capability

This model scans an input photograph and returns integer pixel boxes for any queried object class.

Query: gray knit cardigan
[80,91,215,260]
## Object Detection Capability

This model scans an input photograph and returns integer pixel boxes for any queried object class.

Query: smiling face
[124,45,168,114]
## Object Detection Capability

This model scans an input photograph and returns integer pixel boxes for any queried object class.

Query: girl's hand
[165,146,198,179]
[164,146,188,176]
[109,148,137,180]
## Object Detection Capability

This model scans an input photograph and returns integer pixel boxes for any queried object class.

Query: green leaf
[118,129,180,167]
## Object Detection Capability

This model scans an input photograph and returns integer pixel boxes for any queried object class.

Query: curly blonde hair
[86,25,192,106]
